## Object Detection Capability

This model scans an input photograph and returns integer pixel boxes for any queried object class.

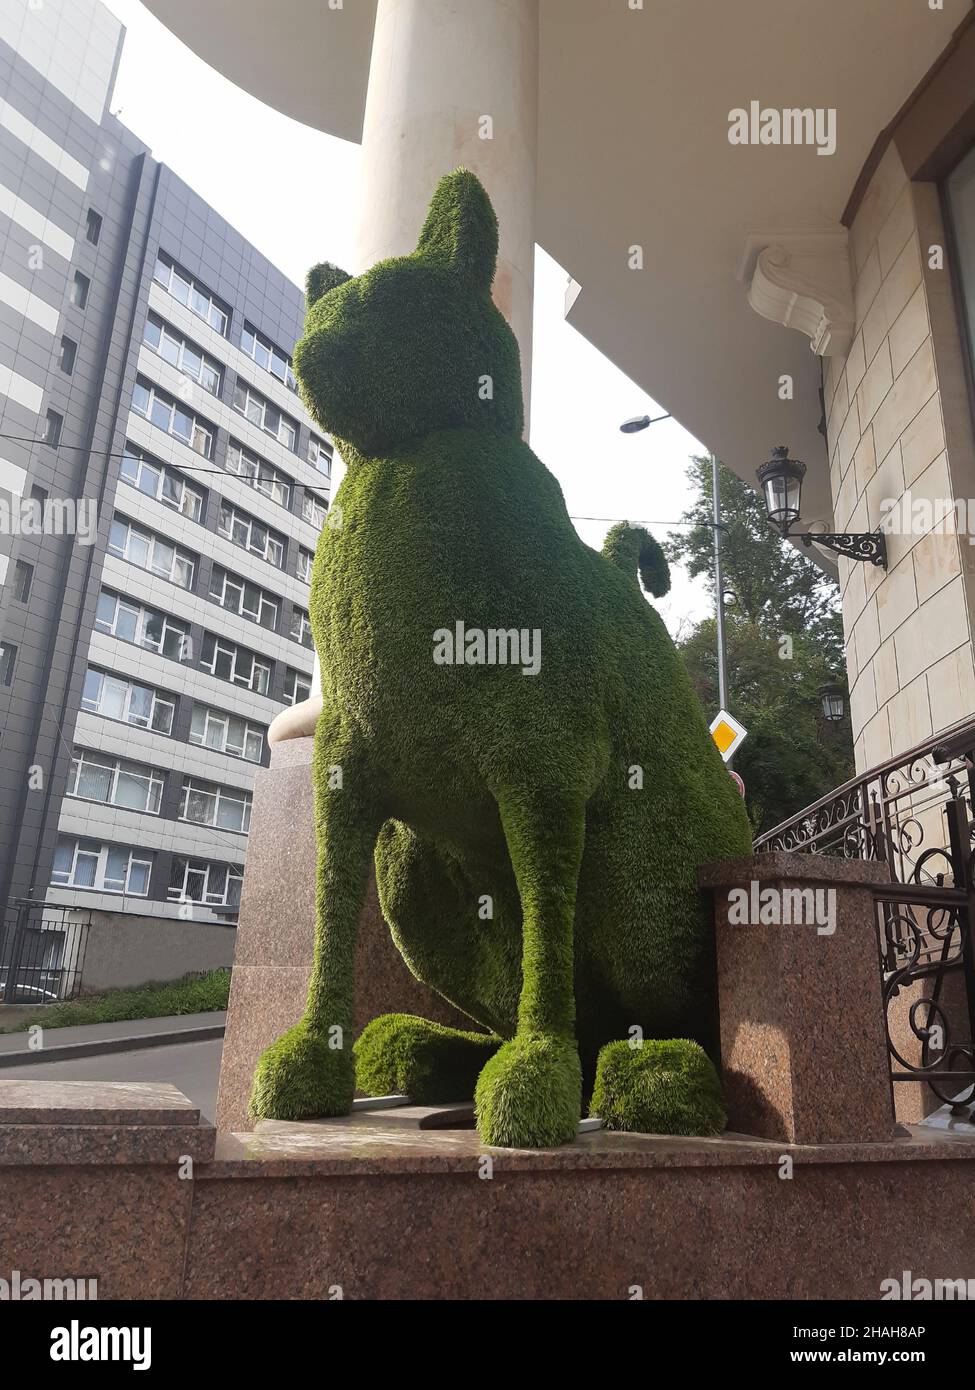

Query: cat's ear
[306,262,351,307]
[416,168,497,293]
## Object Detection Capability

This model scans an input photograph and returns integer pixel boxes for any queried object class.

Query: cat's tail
[601,522,671,598]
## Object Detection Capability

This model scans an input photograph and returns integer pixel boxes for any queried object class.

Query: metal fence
[754,719,975,1113]
[0,901,90,1006]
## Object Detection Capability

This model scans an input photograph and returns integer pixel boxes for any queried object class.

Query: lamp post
[756,445,888,568]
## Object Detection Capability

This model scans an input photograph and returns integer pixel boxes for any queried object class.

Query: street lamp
[756,445,887,568]
[818,681,846,722]
[620,412,672,434]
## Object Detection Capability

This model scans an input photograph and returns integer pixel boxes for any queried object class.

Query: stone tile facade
[824,144,975,770]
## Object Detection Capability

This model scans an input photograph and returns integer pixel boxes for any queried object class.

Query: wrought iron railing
[754,718,975,1113]
[0,902,90,1006]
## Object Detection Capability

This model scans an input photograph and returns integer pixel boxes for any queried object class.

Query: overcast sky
[101,0,713,635]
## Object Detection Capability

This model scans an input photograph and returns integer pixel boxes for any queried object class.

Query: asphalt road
[0,1038,223,1122]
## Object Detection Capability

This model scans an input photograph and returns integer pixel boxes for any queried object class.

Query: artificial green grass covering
[0,969,230,1032]
[353,1013,500,1105]
[250,169,752,1146]
[590,1038,727,1137]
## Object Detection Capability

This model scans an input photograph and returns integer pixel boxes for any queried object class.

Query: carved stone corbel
[739,228,854,358]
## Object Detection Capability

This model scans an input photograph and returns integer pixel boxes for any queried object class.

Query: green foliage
[354,1013,501,1104]
[0,969,230,1032]
[590,1038,726,1136]
[252,171,752,1146]
[666,457,854,835]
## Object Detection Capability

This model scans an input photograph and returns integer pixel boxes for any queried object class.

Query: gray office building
[0,0,329,965]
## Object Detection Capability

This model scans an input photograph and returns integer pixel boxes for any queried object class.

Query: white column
[277,0,540,740]
[356,0,539,419]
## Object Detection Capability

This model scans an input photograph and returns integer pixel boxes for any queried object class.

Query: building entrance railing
[754,718,975,1113]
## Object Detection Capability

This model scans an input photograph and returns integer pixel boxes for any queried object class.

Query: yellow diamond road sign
[710,709,747,763]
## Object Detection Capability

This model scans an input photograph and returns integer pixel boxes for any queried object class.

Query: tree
[665,457,854,835]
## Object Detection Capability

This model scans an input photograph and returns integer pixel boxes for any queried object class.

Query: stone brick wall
[824,142,975,770]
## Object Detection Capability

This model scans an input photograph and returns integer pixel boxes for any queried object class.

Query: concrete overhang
[144,0,972,572]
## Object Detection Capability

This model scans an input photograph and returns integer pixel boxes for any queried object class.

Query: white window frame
[200,634,272,696]
[108,515,197,590]
[68,749,164,815]
[209,566,279,630]
[153,251,229,335]
[307,436,332,475]
[284,667,311,707]
[296,547,314,584]
[189,704,265,763]
[95,590,192,661]
[143,313,223,395]
[81,668,175,735]
[168,857,243,908]
[217,501,285,569]
[231,379,299,451]
[241,322,298,392]
[120,445,205,522]
[179,778,252,834]
[224,440,291,509]
[301,491,329,529]
[289,607,313,649]
[132,376,215,459]
[52,837,153,896]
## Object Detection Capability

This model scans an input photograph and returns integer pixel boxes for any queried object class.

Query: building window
[95,589,192,661]
[81,667,175,734]
[297,546,314,584]
[189,704,265,763]
[283,667,311,706]
[43,410,63,446]
[143,313,223,395]
[223,440,291,509]
[0,643,17,686]
[108,515,197,589]
[179,778,252,834]
[153,250,229,336]
[289,606,313,649]
[200,633,271,695]
[120,444,205,522]
[308,435,332,475]
[70,271,90,309]
[68,749,164,814]
[208,565,278,630]
[132,376,214,458]
[168,857,242,909]
[30,484,48,506]
[59,336,76,375]
[52,837,152,896]
[13,561,33,603]
[85,209,102,245]
[217,500,285,569]
[232,378,298,451]
[241,322,297,392]
[301,490,328,530]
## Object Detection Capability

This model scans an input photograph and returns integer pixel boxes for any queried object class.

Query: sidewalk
[0,1012,226,1066]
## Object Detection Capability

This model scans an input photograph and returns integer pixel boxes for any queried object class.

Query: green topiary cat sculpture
[249,169,752,1147]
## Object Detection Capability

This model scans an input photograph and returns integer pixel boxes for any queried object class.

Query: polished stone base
[3,1081,974,1300]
